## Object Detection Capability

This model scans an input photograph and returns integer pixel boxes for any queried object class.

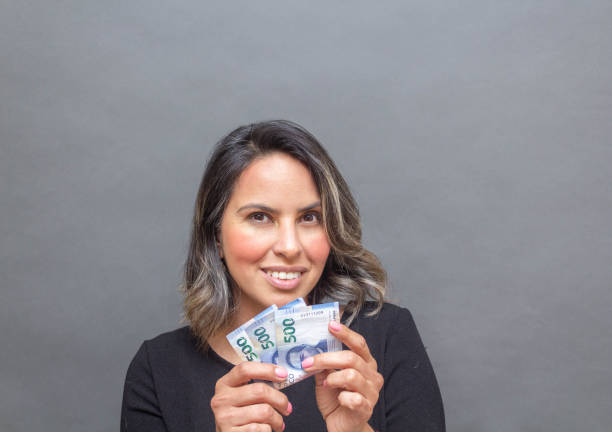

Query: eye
[301,211,322,224]
[248,212,271,223]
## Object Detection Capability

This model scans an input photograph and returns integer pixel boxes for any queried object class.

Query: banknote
[244,305,279,364]
[226,325,260,362]
[273,301,341,389]
[244,298,307,364]
[227,299,307,364]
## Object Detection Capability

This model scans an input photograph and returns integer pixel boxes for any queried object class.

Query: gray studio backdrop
[1,1,611,431]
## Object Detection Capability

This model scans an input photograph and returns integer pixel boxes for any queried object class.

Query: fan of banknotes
[226,298,341,389]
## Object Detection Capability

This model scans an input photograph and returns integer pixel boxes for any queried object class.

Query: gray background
[1,1,611,431]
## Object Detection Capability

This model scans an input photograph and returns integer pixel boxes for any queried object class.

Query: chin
[270,294,304,307]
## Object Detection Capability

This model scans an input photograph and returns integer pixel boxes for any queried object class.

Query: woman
[121,120,445,431]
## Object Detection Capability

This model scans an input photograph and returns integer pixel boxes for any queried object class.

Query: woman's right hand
[211,362,293,432]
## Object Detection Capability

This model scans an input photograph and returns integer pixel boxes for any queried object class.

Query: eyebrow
[236,201,321,214]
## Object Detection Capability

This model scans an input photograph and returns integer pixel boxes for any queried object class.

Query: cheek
[223,228,270,263]
[303,233,331,265]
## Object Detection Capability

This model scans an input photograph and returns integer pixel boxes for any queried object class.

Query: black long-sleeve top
[121,302,445,431]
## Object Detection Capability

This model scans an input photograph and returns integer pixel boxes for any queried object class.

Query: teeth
[266,271,301,280]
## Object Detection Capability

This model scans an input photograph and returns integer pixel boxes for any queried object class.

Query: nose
[272,220,302,260]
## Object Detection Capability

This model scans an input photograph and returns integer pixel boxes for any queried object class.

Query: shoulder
[144,326,196,352]
[357,303,445,430]
[123,327,226,431]
[131,326,195,356]
[124,326,223,401]
[346,302,420,356]
[350,301,415,330]
[125,326,202,377]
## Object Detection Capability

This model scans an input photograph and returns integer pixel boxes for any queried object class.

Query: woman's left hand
[301,321,384,432]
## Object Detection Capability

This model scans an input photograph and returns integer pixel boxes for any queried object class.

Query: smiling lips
[261,268,306,289]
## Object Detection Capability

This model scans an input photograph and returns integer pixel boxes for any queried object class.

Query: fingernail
[275,367,288,378]
[287,401,293,415]
[322,379,327,387]
[282,423,286,431]
[301,357,314,368]
[329,321,342,331]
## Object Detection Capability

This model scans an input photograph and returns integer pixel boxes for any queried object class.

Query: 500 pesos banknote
[226,298,307,364]
[244,298,307,364]
[244,305,278,364]
[226,326,260,363]
[273,302,341,389]
[227,304,277,362]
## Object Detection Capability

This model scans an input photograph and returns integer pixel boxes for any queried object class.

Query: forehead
[229,152,320,203]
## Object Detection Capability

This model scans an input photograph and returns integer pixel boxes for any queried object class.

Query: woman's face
[218,152,331,321]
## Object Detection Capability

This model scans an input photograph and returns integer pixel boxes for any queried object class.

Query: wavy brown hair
[181,120,386,351]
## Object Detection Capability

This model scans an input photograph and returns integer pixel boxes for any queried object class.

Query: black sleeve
[383,307,445,431]
[120,341,168,432]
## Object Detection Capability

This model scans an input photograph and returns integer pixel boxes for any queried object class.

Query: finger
[230,382,292,416]
[302,350,370,377]
[337,390,372,421]
[233,424,272,432]
[314,368,332,387]
[328,321,375,364]
[323,368,379,402]
[235,404,285,432]
[217,362,288,389]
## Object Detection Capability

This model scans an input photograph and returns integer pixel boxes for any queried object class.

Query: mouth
[260,269,305,290]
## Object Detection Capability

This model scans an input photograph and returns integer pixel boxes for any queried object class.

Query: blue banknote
[273,302,341,389]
